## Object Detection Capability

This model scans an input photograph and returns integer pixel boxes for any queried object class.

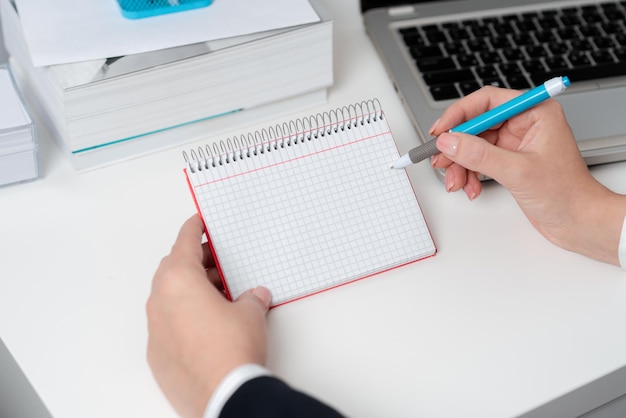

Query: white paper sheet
[14,0,320,67]
[0,68,30,130]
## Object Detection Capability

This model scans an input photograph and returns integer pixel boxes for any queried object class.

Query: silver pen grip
[408,138,439,164]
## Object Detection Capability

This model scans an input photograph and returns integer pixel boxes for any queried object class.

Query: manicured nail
[428,118,441,135]
[431,154,440,167]
[465,185,477,200]
[437,132,459,157]
[445,173,454,192]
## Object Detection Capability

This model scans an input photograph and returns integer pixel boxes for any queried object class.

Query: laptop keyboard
[399,1,626,101]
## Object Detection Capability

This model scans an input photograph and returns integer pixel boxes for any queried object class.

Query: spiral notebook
[183,100,436,307]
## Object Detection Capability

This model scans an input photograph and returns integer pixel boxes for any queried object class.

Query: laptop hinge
[388,5,415,16]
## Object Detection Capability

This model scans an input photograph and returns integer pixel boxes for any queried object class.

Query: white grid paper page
[186,105,436,306]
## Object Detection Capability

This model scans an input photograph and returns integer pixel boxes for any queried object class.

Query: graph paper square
[185,102,436,307]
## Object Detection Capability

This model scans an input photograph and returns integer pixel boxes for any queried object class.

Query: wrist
[565,185,626,266]
[203,364,271,418]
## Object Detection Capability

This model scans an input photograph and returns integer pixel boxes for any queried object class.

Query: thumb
[235,286,272,313]
[436,132,520,185]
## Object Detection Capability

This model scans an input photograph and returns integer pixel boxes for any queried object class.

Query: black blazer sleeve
[220,376,345,418]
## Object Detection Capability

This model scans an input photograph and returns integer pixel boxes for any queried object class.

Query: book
[184,100,437,307]
[0,0,332,170]
[0,64,37,187]
[17,0,319,66]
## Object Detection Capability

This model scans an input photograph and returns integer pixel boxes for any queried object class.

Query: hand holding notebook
[183,100,436,307]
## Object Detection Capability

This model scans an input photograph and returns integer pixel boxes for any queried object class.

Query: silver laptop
[362,0,626,168]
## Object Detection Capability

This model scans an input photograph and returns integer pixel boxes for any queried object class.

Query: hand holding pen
[420,77,626,267]
[391,76,570,169]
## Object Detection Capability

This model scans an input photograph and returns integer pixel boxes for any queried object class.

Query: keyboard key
[478,51,502,64]
[525,45,548,58]
[502,48,524,61]
[534,30,557,43]
[490,36,511,49]
[568,51,592,66]
[459,80,481,95]
[591,50,615,64]
[443,42,466,55]
[499,62,523,75]
[430,84,461,100]
[547,42,569,55]
[570,39,592,50]
[604,9,626,21]
[425,31,447,43]
[448,28,470,40]
[601,21,623,34]
[560,14,582,26]
[492,22,516,35]
[442,22,461,30]
[482,78,505,88]
[409,45,443,59]
[511,34,534,46]
[467,39,490,52]
[462,18,481,27]
[579,25,602,37]
[592,36,616,49]
[423,69,475,85]
[581,11,604,24]
[399,26,418,34]
[470,25,493,38]
[422,24,440,32]
[402,31,426,47]
[416,56,456,72]
[545,56,569,71]
[615,48,626,60]
[506,74,531,89]
[456,53,478,67]
[536,15,558,28]
[475,65,498,79]
[530,61,626,85]
[523,60,546,73]
[516,21,536,33]
[557,28,579,40]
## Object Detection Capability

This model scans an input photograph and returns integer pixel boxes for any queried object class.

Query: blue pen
[391,76,570,169]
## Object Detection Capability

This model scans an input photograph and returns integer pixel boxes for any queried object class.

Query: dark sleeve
[220,376,345,418]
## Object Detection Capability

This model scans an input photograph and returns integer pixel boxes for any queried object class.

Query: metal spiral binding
[183,99,383,173]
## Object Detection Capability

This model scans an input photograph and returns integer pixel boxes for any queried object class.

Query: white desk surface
[1,2,625,417]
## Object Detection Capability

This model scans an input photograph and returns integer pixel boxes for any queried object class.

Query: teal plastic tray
[116,0,213,19]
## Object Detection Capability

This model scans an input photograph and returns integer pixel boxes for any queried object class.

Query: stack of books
[0,0,332,170]
[0,63,37,187]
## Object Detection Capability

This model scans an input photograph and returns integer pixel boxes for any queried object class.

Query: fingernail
[431,154,440,167]
[428,118,441,135]
[252,286,272,307]
[465,184,477,200]
[437,132,459,157]
[445,173,454,192]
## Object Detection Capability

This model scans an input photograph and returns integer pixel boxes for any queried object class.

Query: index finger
[432,86,523,135]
